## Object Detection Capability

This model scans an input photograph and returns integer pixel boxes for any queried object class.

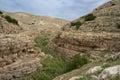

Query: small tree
[84,14,96,21]
[67,55,89,71]
[71,21,82,30]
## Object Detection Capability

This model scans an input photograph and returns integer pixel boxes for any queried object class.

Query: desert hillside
[53,0,120,58]
[0,10,69,80]
[0,0,120,80]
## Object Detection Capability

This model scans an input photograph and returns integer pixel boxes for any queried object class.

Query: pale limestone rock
[86,66,103,74]
[69,76,83,80]
[98,65,120,80]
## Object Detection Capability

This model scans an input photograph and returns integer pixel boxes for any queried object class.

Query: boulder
[86,66,103,74]
[98,65,120,80]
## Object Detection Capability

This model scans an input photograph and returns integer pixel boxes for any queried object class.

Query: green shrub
[71,21,81,26]
[84,14,96,21]
[0,11,3,14]
[111,3,115,6]
[70,21,82,30]
[102,63,111,68]
[32,23,34,24]
[67,54,89,71]
[3,15,18,25]
[117,23,120,29]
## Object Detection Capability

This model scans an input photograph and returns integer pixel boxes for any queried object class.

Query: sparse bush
[3,15,18,25]
[67,54,89,71]
[102,63,111,68]
[32,23,34,24]
[84,14,96,21]
[111,3,115,6]
[0,11,3,14]
[71,21,82,30]
[71,21,81,26]
[116,23,120,29]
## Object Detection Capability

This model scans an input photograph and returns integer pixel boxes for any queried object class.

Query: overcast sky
[0,0,110,20]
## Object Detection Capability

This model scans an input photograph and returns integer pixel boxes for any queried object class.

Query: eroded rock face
[53,32,120,58]
[0,34,45,80]
[98,65,120,80]
[0,57,42,80]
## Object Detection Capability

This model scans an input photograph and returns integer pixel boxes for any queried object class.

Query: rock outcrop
[53,31,120,59]
[98,65,120,80]
[0,34,46,80]
[86,66,103,75]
